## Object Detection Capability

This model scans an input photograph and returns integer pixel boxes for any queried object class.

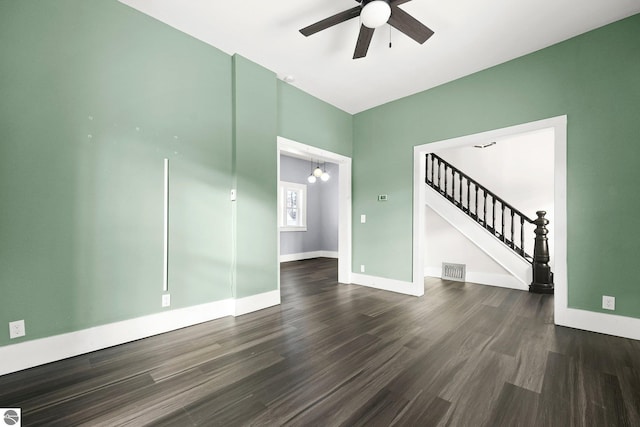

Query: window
[279,181,307,231]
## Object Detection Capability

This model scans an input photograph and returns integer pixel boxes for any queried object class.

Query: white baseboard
[424,267,441,278]
[1,291,282,377]
[424,267,526,291]
[426,267,640,340]
[234,290,281,316]
[280,251,338,262]
[556,307,640,341]
[351,273,423,297]
[467,272,527,290]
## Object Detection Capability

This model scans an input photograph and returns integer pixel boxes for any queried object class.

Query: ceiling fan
[299,0,434,59]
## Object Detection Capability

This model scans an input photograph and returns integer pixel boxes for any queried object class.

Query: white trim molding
[0,292,281,377]
[556,308,640,341]
[351,273,423,297]
[234,290,281,316]
[278,180,308,231]
[424,267,526,290]
[280,251,338,263]
[465,272,526,290]
[1,299,232,376]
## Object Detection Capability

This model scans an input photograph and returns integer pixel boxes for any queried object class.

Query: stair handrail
[425,152,554,294]
[426,153,535,225]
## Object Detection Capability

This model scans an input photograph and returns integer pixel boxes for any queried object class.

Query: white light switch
[360,214,366,223]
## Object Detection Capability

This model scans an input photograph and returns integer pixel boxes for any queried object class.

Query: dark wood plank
[389,389,451,426]
[483,382,540,427]
[1,257,640,426]
[618,366,640,426]
[338,388,410,427]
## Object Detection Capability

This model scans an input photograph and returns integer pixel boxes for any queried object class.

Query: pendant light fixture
[307,160,317,183]
[320,162,330,182]
[313,163,323,178]
[307,160,330,183]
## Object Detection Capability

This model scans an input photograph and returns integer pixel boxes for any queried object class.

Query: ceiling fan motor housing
[361,0,388,6]
[361,0,392,29]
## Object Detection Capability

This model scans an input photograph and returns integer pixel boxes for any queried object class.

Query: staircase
[425,153,553,294]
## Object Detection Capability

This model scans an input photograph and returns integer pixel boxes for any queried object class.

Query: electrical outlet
[360,214,366,223]
[360,265,365,273]
[602,295,615,311]
[162,294,171,308]
[9,320,25,339]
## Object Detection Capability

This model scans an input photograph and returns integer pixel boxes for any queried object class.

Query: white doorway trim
[277,136,352,285]
[413,116,567,321]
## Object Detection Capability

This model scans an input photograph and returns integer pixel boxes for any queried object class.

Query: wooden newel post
[529,211,554,294]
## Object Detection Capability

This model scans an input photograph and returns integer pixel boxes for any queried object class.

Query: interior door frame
[412,116,567,318]
[277,136,352,286]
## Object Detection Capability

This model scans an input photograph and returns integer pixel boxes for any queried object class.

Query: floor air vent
[442,263,466,282]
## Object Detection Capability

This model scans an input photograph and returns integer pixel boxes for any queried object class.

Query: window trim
[279,181,307,232]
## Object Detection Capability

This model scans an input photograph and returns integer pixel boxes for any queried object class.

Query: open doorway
[279,154,339,261]
[413,116,567,319]
[277,137,352,289]
[423,128,555,290]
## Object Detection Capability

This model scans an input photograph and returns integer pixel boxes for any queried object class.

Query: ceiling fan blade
[353,25,375,59]
[357,0,413,3]
[388,4,434,44]
[300,6,361,37]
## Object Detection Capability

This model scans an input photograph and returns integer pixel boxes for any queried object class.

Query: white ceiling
[119,0,640,114]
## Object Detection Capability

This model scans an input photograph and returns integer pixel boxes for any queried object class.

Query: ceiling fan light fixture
[361,1,391,29]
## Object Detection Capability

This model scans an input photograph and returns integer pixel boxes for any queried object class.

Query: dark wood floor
[2,258,640,426]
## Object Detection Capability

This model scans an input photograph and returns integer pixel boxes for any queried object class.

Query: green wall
[232,55,278,298]
[353,13,640,318]
[0,0,353,349]
[278,82,353,157]
[0,0,234,346]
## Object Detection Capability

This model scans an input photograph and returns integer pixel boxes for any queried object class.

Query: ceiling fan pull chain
[389,24,392,48]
